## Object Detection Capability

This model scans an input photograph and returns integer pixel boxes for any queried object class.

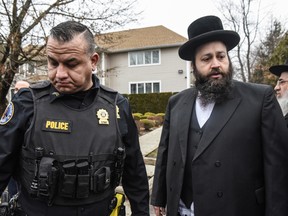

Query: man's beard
[194,64,233,107]
[277,91,288,116]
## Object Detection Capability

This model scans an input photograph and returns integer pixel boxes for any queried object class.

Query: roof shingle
[95,25,187,53]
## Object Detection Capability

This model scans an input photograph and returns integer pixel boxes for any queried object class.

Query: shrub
[156,113,165,124]
[132,113,143,120]
[140,119,155,131]
[134,119,141,132]
[140,115,147,120]
[144,112,156,116]
[147,115,163,127]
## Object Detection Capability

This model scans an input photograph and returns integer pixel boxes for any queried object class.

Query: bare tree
[0,0,140,115]
[216,0,262,82]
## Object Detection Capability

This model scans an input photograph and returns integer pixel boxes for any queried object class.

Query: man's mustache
[207,68,225,77]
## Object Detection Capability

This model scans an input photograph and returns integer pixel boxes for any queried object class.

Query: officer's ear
[90,52,99,70]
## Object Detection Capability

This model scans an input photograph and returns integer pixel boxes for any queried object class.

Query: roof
[95,25,187,53]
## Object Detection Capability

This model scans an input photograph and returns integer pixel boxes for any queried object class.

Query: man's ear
[91,52,99,70]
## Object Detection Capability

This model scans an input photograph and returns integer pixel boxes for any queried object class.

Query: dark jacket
[0,75,149,216]
[151,80,288,216]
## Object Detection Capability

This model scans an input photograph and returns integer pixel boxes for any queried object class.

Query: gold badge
[116,105,120,119]
[96,109,109,125]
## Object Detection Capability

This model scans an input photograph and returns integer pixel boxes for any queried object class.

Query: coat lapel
[193,95,241,161]
[178,89,197,164]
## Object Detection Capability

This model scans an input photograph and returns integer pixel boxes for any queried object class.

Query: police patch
[0,102,14,125]
[42,119,72,133]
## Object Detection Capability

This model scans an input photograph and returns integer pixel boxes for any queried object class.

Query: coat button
[217,191,223,198]
[215,161,221,167]
[173,161,176,166]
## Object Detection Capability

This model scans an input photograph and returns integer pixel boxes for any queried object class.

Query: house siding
[101,47,189,94]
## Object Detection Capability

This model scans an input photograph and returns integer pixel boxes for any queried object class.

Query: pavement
[117,126,163,215]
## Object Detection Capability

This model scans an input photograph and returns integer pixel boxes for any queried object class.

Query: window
[129,50,160,66]
[129,81,161,94]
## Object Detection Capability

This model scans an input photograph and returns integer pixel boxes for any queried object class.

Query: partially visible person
[0,21,149,216]
[269,60,288,126]
[151,15,288,216]
[14,80,30,94]
[7,80,30,198]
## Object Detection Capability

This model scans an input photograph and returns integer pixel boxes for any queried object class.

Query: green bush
[140,119,155,131]
[156,113,165,118]
[123,92,175,114]
[132,113,143,120]
[156,113,165,124]
[144,112,156,116]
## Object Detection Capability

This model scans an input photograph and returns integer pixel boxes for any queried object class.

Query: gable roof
[95,25,187,53]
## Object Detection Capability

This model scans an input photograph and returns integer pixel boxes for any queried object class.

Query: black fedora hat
[269,59,288,77]
[179,15,240,61]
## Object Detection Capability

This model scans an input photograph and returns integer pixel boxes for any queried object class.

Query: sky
[114,0,288,38]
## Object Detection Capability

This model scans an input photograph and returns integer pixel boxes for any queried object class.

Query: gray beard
[277,91,288,116]
[194,67,233,107]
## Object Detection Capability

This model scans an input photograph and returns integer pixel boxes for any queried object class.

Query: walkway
[118,126,163,215]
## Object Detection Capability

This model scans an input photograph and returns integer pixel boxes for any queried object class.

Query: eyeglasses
[276,79,288,86]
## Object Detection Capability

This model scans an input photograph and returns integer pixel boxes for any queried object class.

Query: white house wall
[102,47,189,94]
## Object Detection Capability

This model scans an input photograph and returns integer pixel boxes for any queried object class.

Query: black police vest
[20,82,124,206]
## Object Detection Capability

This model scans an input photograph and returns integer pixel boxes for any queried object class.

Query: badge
[116,105,120,119]
[0,102,14,125]
[52,92,60,97]
[96,109,109,125]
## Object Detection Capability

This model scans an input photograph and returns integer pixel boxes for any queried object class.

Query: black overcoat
[151,80,288,216]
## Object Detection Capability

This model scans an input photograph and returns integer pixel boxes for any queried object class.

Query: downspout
[101,52,105,85]
[186,61,191,88]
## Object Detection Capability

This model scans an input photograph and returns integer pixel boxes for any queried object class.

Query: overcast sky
[115,0,288,38]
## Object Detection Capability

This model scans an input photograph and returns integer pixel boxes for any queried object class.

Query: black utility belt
[30,157,116,203]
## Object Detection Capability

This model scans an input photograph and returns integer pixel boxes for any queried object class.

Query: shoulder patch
[0,102,14,125]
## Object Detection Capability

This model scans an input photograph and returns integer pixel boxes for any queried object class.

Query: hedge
[123,92,176,114]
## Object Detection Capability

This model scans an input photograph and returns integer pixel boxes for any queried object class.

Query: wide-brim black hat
[179,15,240,61]
[269,59,288,76]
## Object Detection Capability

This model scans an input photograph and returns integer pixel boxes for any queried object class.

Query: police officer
[0,21,149,216]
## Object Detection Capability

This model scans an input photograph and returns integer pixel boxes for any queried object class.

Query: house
[95,25,192,94]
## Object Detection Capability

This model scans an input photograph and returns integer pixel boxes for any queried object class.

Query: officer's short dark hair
[49,21,95,54]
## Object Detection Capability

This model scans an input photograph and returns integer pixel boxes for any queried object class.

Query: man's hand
[153,206,166,216]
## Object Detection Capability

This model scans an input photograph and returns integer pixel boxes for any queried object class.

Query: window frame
[129,81,161,94]
[128,49,161,67]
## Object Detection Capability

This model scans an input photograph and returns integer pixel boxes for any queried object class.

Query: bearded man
[269,60,288,127]
[151,15,288,216]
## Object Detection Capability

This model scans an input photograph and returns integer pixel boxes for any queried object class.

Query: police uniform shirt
[0,75,149,216]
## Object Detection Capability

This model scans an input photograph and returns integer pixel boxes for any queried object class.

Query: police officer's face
[46,34,99,94]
